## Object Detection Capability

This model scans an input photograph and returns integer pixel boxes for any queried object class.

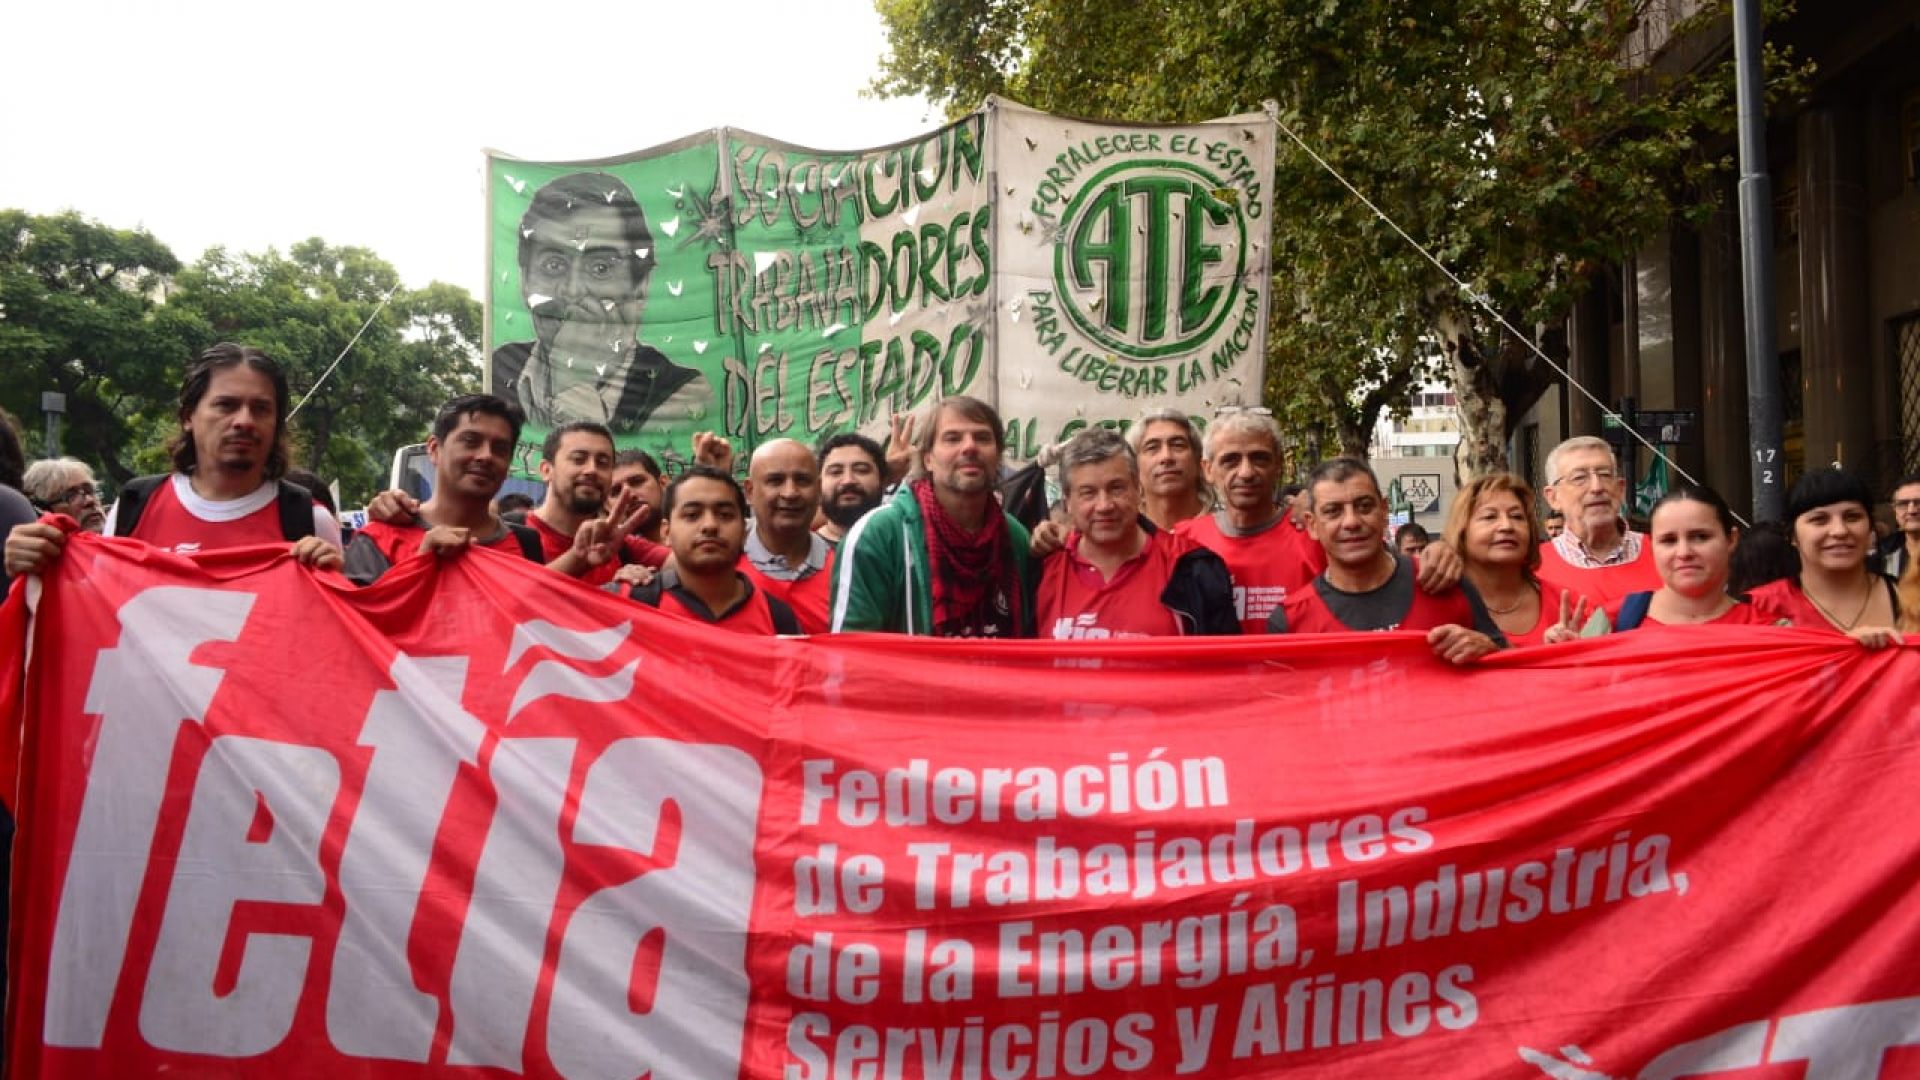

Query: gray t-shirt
[1,485,39,593]
[1266,551,1507,645]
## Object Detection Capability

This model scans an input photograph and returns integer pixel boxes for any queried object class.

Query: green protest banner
[485,99,1272,474]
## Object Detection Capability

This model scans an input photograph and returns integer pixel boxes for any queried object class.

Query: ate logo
[1054,159,1247,361]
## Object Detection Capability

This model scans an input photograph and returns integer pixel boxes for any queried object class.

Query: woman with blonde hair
[1444,472,1603,645]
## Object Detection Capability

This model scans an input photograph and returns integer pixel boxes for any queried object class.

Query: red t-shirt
[622,535,670,569]
[356,519,533,562]
[527,512,623,587]
[1175,512,1326,634]
[739,549,835,635]
[1036,529,1186,639]
[1640,595,1788,627]
[1280,575,1478,634]
[1536,538,1660,614]
[131,478,289,554]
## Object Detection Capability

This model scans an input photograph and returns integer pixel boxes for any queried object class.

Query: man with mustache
[1176,409,1462,634]
[343,394,544,584]
[1172,410,1329,634]
[5,343,342,577]
[1267,457,1504,665]
[1128,408,1210,530]
[739,438,833,633]
[525,420,653,587]
[814,432,887,546]
[1536,435,1659,610]
[490,171,711,433]
[21,458,107,534]
[830,396,1036,636]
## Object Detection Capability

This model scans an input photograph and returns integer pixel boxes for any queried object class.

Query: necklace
[1801,577,1874,631]
[1482,585,1535,616]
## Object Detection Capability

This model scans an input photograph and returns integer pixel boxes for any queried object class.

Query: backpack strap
[505,522,545,564]
[764,593,802,636]
[111,475,168,538]
[274,481,317,541]
[1615,590,1653,631]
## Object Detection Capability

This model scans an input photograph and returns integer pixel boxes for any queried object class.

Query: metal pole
[1732,0,1785,521]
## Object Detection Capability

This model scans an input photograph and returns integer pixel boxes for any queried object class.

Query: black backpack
[113,475,316,541]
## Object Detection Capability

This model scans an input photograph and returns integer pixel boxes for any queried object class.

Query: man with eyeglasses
[1877,473,1920,579]
[1537,435,1659,610]
[21,458,106,533]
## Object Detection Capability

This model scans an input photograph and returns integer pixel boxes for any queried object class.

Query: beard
[824,489,882,529]
[566,489,606,516]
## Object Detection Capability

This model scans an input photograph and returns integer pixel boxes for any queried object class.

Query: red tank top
[1175,513,1326,634]
[1036,529,1185,639]
[1281,576,1477,634]
[739,549,834,635]
[1743,578,1859,631]
[1536,537,1660,614]
[133,479,287,554]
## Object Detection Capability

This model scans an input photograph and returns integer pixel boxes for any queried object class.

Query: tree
[169,240,483,503]
[0,210,210,482]
[875,0,1804,473]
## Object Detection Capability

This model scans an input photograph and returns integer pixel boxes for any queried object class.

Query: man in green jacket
[829,396,1036,636]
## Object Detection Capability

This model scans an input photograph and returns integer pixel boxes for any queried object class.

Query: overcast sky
[0,0,936,298]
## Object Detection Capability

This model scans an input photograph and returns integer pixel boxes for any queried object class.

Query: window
[1896,312,1920,474]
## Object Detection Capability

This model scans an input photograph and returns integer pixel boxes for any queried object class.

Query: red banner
[6,533,1920,1078]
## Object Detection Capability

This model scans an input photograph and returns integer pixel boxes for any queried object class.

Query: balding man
[1536,435,1658,610]
[1173,410,1330,633]
[740,437,833,633]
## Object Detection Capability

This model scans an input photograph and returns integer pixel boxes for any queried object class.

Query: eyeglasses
[1550,468,1618,488]
[1894,498,1920,511]
[51,483,100,505]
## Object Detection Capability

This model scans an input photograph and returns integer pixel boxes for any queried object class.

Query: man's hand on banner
[366,489,420,525]
[3,521,68,577]
[289,535,344,571]
[416,526,475,559]
[1427,623,1499,665]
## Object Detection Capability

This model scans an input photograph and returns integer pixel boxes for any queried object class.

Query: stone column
[1796,105,1873,473]
[1698,185,1752,513]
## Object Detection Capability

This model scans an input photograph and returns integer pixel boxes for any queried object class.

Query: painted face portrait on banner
[491,172,712,434]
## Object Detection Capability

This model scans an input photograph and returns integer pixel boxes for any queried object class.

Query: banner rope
[1268,115,1721,516]
[288,284,403,421]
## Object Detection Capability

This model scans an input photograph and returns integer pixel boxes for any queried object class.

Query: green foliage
[0,211,483,506]
[168,240,483,504]
[0,210,209,482]
[876,0,1807,467]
